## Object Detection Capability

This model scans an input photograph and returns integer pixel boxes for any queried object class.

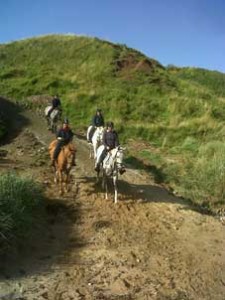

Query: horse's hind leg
[52,122,57,134]
[58,171,64,195]
[102,173,108,200]
[54,170,59,184]
[113,174,118,203]
[89,145,93,159]
[65,171,71,193]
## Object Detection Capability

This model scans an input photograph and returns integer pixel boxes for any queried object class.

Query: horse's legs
[93,143,97,159]
[89,144,93,159]
[54,171,57,183]
[102,172,108,200]
[65,170,70,192]
[52,121,57,134]
[59,170,64,195]
[113,174,118,203]
[105,178,108,200]
[96,167,100,183]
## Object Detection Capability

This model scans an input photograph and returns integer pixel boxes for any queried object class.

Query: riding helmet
[107,121,114,128]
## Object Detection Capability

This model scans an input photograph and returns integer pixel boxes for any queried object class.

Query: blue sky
[1,0,225,73]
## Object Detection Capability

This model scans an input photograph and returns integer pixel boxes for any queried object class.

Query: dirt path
[0,106,225,300]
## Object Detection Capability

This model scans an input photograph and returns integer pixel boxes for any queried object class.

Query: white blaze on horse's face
[116,148,124,165]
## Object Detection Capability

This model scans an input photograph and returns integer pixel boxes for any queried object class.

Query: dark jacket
[92,114,104,127]
[52,97,61,108]
[56,127,73,144]
[103,130,119,150]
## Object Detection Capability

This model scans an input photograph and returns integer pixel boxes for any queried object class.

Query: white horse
[87,126,105,159]
[96,146,125,203]
[45,106,62,133]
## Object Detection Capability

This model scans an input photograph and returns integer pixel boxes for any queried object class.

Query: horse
[87,126,105,159]
[49,140,76,195]
[45,106,62,133]
[96,146,125,203]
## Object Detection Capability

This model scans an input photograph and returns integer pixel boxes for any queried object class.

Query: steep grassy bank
[1,34,225,211]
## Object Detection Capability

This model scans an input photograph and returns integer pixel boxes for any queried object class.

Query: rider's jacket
[56,127,73,144]
[52,97,61,108]
[103,130,119,150]
[92,114,104,127]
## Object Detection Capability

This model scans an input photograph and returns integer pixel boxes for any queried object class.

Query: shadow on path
[79,175,212,216]
[0,196,83,280]
[0,97,30,145]
[125,155,166,184]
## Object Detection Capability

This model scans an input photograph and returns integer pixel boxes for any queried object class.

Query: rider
[87,109,105,143]
[47,94,62,117]
[51,118,76,166]
[94,121,126,174]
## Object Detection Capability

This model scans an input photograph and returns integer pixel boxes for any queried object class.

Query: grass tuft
[0,172,44,252]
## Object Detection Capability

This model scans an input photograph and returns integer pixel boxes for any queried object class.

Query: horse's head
[115,146,125,166]
[109,146,125,169]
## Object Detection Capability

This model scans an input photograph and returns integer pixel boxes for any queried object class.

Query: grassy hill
[1,34,225,211]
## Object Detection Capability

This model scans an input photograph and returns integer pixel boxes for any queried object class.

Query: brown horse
[49,140,76,194]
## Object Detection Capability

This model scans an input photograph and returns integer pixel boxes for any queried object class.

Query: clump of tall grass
[178,141,225,210]
[0,172,44,251]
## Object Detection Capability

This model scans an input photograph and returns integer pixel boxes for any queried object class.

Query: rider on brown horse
[51,118,76,166]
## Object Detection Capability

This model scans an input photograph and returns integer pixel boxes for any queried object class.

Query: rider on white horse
[47,94,62,117]
[87,109,104,143]
[95,121,126,175]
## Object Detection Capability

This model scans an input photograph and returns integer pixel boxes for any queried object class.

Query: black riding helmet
[96,108,102,113]
[106,121,114,128]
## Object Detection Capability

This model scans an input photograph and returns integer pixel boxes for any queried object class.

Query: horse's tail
[45,105,52,117]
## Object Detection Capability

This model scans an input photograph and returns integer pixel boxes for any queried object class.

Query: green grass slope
[1,34,225,211]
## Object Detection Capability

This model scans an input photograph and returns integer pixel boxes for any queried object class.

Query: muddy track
[0,104,225,300]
